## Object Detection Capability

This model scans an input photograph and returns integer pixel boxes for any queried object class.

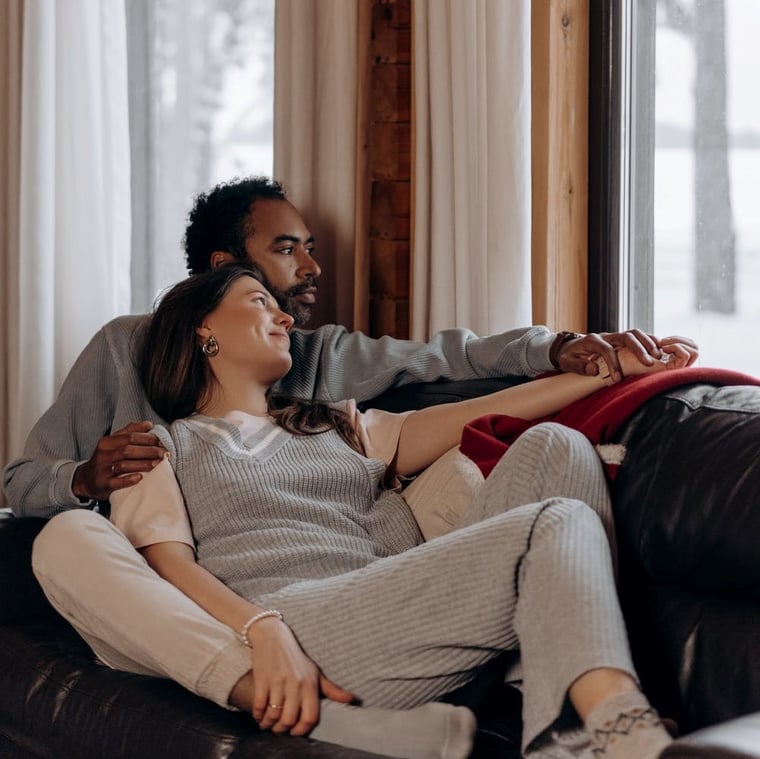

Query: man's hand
[556,330,699,383]
[71,421,166,501]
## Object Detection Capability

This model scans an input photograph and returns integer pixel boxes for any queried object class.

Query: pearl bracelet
[240,609,284,648]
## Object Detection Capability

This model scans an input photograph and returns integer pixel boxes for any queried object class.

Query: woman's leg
[259,497,640,754]
[469,425,671,757]
[513,498,670,758]
[459,422,617,567]
[34,510,475,759]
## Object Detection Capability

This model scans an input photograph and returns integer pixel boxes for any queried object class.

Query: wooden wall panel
[531,0,589,331]
[368,0,411,338]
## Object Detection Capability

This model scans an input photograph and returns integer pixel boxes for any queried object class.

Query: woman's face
[198,275,294,386]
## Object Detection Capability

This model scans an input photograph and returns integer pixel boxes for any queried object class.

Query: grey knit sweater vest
[156,416,423,602]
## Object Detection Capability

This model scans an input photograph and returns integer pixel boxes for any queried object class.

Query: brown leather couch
[2,377,760,758]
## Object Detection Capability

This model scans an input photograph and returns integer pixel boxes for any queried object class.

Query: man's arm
[282,324,556,403]
[2,316,164,518]
[281,324,696,404]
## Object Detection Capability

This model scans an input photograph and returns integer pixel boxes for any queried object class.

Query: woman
[112,266,696,758]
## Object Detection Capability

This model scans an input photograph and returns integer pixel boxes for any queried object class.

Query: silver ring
[269,703,282,710]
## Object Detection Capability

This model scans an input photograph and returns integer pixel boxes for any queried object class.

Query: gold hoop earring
[201,335,219,357]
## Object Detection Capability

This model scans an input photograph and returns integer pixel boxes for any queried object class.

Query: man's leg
[33,509,475,759]
[32,509,249,708]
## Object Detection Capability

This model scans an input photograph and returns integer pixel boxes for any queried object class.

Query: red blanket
[460,367,760,479]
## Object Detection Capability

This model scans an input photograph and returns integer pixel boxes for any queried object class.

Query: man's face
[243,199,321,325]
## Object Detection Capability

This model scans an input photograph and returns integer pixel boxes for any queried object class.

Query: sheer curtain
[273,0,370,331]
[126,0,275,314]
[3,0,275,477]
[9,0,131,460]
[412,0,531,339]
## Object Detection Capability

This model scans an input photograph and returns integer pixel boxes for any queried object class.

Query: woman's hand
[659,335,699,367]
[615,337,698,377]
[557,330,699,383]
[247,617,353,736]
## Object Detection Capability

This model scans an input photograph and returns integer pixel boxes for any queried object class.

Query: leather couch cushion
[361,376,529,412]
[0,514,61,624]
[612,383,760,594]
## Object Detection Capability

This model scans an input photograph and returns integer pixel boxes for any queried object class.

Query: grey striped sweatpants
[260,423,633,751]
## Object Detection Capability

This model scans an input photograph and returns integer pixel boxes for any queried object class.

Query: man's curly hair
[183,176,287,274]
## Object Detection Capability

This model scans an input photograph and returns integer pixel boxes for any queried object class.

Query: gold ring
[269,703,282,710]
[111,463,116,474]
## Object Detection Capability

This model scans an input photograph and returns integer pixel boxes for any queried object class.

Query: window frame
[587,0,656,333]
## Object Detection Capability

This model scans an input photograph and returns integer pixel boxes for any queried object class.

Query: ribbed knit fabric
[285,324,556,402]
[4,314,556,517]
[152,418,633,755]
[459,421,617,570]
[158,416,422,599]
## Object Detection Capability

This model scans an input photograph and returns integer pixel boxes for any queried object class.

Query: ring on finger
[111,463,117,474]
[269,703,283,710]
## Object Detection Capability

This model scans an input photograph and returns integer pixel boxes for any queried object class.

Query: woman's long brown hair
[140,266,361,452]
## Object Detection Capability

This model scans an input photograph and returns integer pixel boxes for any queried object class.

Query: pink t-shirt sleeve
[109,458,195,550]
[338,399,412,466]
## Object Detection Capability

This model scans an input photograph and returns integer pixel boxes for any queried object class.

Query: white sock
[309,700,477,759]
[585,691,673,759]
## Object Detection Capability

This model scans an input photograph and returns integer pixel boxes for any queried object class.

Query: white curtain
[126,0,275,314]
[10,0,131,458]
[412,0,531,340]
[273,0,369,331]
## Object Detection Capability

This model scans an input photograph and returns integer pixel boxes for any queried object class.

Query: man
[4,177,671,515]
[4,176,691,754]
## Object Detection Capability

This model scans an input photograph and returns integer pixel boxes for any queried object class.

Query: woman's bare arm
[140,541,261,632]
[395,343,696,476]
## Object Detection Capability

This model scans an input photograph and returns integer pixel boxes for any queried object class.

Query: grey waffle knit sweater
[5,314,557,517]
[154,415,422,600]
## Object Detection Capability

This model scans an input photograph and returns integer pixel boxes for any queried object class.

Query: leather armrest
[664,712,760,758]
[0,514,61,624]
[612,383,760,594]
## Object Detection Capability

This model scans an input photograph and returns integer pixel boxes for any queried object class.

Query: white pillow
[402,446,485,540]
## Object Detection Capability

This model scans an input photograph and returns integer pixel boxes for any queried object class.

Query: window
[126,0,275,313]
[589,0,760,376]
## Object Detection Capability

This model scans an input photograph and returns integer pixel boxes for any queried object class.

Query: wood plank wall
[368,0,412,338]
[531,0,589,332]
[366,0,588,338]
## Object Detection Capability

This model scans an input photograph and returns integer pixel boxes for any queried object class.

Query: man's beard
[278,279,318,326]
[241,261,317,326]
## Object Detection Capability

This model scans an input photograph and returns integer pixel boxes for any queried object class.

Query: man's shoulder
[290,323,344,336]
[99,313,151,343]
[288,323,346,345]
[102,312,151,331]
[78,314,152,365]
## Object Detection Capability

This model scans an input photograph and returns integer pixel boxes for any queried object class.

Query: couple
[7,177,697,758]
